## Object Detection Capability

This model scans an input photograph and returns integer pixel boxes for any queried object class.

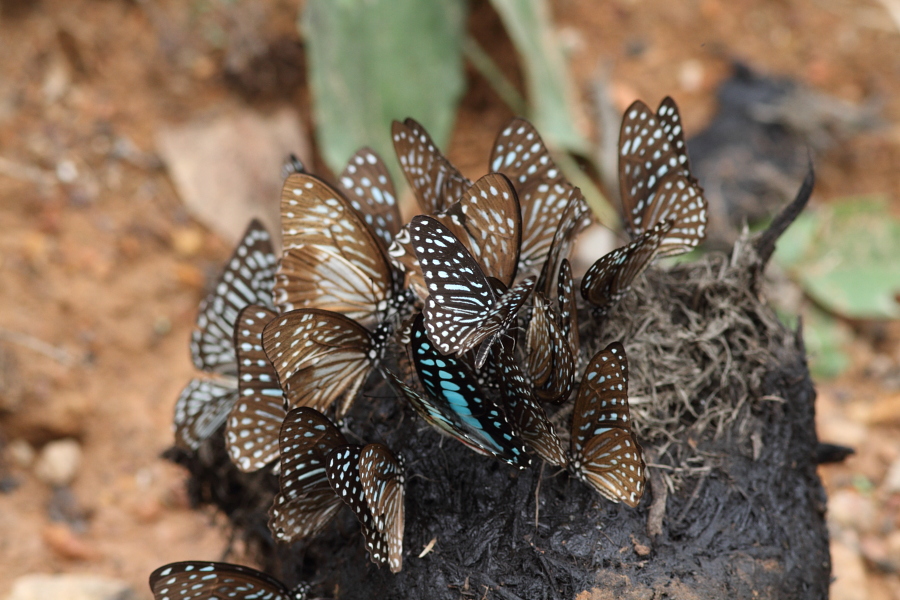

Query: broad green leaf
[774,196,900,320]
[303,0,467,180]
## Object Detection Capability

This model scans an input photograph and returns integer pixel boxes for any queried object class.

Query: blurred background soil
[0,0,899,598]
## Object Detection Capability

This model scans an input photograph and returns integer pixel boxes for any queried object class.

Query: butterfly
[568,342,645,506]
[328,442,405,572]
[619,97,707,256]
[490,118,590,277]
[268,407,347,543]
[275,172,406,327]
[335,147,401,249]
[524,292,575,404]
[225,305,285,472]
[490,339,566,466]
[522,192,590,403]
[392,117,472,214]
[579,220,673,317]
[410,215,535,367]
[174,219,278,451]
[262,308,393,418]
[388,172,522,300]
[385,313,529,467]
[149,561,308,600]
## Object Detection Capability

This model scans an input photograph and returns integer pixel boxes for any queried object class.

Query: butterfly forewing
[580,220,672,316]
[327,445,392,569]
[337,148,401,249]
[490,118,582,276]
[269,408,347,543]
[174,379,237,451]
[406,314,529,467]
[263,309,377,418]
[412,216,532,360]
[191,219,277,375]
[569,343,645,506]
[226,305,285,472]
[389,173,522,298]
[277,173,395,322]
[359,443,405,572]
[392,118,471,214]
[149,561,301,600]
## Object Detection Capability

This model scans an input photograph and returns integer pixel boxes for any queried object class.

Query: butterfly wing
[580,220,673,316]
[263,309,376,418]
[149,561,296,600]
[406,314,529,467]
[191,219,277,375]
[392,118,472,214]
[277,173,395,324]
[524,293,575,404]
[359,443,405,573]
[269,407,347,543]
[337,147,401,249]
[173,378,237,451]
[389,173,522,298]
[226,305,285,472]
[492,340,566,466]
[490,118,581,276]
[569,343,645,506]
[618,97,707,255]
[326,445,392,570]
[557,258,580,358]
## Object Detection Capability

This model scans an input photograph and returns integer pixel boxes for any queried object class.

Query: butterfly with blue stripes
[410,215,535,367]
[385,314,529,467]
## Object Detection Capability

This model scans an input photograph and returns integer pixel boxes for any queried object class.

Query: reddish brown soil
[1,0,898,598]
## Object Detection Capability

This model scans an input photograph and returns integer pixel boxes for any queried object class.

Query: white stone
[33,438,82,487]
[6,574,134,600]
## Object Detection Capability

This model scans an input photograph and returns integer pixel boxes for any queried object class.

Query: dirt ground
[1,0,899,598]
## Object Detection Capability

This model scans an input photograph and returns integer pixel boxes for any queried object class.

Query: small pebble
[7,438,35,468]
[41,523,98,561]
[34,439,82,487]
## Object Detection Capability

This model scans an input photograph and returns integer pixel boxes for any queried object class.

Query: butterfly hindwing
[359,443,405,573]
[263,309,379,418]
[173,378,237,451]
[226,305,285,472]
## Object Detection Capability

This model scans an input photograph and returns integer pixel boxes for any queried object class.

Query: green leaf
[802,305,852,379]
[774,196,900,320]
[303,0,467,179]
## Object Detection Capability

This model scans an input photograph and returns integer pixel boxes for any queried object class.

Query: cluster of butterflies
[157,96,708,595]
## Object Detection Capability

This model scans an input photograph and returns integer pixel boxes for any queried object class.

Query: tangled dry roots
[598,237,795,489]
